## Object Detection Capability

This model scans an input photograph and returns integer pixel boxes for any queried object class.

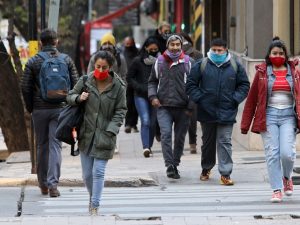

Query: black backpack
[55,75,88,156]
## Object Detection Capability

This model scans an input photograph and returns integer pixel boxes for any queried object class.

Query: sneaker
[143,148,151,158]
[200,169,211,181]
[270,190,283,203]
[190,144,197,154]
[39,185,48,195]
[124,126,131,133]
[49,187,60,197]
[220,175,234,186]
[173,166,180,179]
[166,165,175,178]
[90,207,98,216]
[283,177,293,196]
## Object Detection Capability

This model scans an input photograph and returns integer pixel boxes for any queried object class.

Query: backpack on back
[157,55,190,77]
[38,52,71,103]
[200,57,238,74]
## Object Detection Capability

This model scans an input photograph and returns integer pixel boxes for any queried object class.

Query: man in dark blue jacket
[186,38,249,185]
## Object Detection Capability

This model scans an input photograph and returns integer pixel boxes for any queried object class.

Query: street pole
[88,0,93,21]
[28,0,38,174]
[41,0,46,29]
[48,0,60,31]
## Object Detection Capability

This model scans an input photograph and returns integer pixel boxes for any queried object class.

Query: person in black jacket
[148,34,193,179]
[186,38,249,186]
[126,36,160,157]
[21,28,79,197]
[180,32,203,154]
[122,36,139,133]
[153,21,171,54]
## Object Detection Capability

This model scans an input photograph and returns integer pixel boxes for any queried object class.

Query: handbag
[55,75,88,156]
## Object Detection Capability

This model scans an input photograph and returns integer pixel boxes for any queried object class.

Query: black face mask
[125,46,136,51]
[148,51,159,57]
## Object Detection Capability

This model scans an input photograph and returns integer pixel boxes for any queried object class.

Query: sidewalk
[0,124,273,187]
[1,126,300,225]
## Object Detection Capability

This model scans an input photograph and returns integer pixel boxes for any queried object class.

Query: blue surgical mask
[209,50,227,64]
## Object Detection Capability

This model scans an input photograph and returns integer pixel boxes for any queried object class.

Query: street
[1,127,300,224]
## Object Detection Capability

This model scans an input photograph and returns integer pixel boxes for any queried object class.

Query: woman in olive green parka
[66,51,127,215]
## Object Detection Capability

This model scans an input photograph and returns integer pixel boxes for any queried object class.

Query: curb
[0,176,158,188]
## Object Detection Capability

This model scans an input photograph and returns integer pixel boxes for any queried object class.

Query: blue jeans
[261,107,296,191]
[80,152,108,208]
[134,96,155,149]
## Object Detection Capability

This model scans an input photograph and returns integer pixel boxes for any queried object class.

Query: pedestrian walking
[87,33,127,81]
[241,37,299,202]
[153,21,171,54]
[67,51,127,215]
[186,38,249,185]
[148,34,193,179]
[127,36,160,158]
[122,36,139,134]
[21,28,79,197]
[180,32,203,154]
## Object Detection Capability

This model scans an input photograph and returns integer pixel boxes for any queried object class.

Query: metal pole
[48,0,60,31]
[41,0,46,29]
[88,0,93,21]
[28,0,38,174]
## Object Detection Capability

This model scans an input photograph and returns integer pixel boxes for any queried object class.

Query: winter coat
[148,53,194,110]
[126,56,153,99]
[22,46,79,113]
[186,56,250,124]
[241,60,300,134]
[66,72,127,160]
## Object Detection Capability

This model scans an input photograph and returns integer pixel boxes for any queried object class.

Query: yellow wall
[273,0,290,51]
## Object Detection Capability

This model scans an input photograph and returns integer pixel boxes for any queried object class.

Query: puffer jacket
[148,53,194,110]
[241,60,300,134]
[66,72,127,160]
[21,46,79,113]
[186,56,250,124]
[126,55,153,99]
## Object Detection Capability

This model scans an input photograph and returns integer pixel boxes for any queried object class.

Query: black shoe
[155,134,161,142]
[124,126,131,133]
[173,166,180,179]
[166,165,175,178]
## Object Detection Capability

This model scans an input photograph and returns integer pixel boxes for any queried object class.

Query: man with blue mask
[186,38,250,186]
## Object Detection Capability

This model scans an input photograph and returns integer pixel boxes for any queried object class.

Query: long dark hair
[265,36,289,65]
[139,36,159,58]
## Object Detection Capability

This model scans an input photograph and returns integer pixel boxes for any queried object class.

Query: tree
[0,38,29,152]
[0,0,89,153]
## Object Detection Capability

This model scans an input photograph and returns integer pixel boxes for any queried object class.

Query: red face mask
[269,56,285,67]
[94,69,109,80]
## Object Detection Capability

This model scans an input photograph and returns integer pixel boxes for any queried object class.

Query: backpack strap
[183,54,190,74]
[200,57,208,74]
[157,55,165,78]
[38,51,50,61]
[200,57,238,74]
[229,58,238,73]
